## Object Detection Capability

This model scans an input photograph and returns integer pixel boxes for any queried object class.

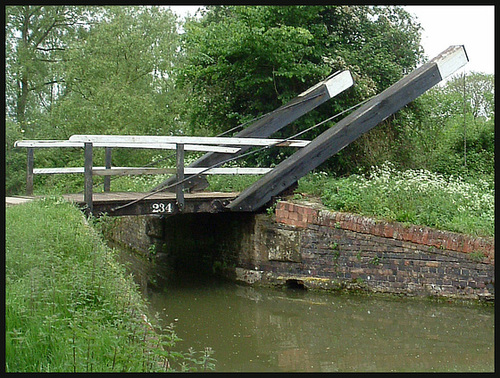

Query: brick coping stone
[275,199,494,265]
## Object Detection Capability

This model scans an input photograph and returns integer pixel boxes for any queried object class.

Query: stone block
[265,228,302,262]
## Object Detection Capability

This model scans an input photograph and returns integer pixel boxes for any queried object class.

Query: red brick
[275,215,286,224]
[421,229,429,244]
[383,224,394,238]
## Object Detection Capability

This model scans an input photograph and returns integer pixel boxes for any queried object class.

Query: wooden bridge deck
[6,191,240,217]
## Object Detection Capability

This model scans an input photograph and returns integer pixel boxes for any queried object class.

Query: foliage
[5,5,97,128]
[399,72,494,179]
[57,6,180,138]
[5,119,27,194]
[5,6,182,195]
[5,198,216,372]
[206,174,262,193]
[178,5,424,169]
[298,162,494,237]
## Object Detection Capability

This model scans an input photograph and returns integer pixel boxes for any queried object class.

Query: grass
[5,197,215,372]
[297,162,494,237]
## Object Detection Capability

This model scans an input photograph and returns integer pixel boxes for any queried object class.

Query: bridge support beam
[227,46,468,212]
[176,143,185,212]
[104,147,112,192]
[84,142,93,214]
[26,147,34,196]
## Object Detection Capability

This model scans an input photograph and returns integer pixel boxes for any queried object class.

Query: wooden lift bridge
[13,46,468,217]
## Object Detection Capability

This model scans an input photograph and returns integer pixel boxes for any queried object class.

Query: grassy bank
[297,162,494,237]
[5,197,215,372]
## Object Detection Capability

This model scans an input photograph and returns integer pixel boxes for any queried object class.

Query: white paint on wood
[69,135,311,147]
[324,70,354,98]
[14,140,240,153]
[432,45,469,80]
[298,70,353,98]
[33,167,272,175]
[185,167,272,175]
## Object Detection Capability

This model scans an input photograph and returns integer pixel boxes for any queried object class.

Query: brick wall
[258,201,494,300]
[103,204,495,301]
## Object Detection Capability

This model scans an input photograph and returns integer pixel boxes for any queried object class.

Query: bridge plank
[59,191,240,216]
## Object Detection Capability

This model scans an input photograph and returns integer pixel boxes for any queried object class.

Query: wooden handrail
[68,134,311,147]
[14,135,300,213]
[14,140,240,154]
[33,167,273,175]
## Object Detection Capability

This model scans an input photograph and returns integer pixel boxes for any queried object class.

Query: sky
[169,5,495,77]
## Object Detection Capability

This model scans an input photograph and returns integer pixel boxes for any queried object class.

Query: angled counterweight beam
[228,45,468,212]
[151,70,354,192]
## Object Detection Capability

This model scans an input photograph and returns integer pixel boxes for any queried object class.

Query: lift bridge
[12,46,468,217]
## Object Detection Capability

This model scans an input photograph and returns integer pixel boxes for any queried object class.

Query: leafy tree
[57,6,180,139]
[5,6,181,195]
[5,5,96,132]
[401,72,494,178]
[177,5,424,172]
[5,5,96,194]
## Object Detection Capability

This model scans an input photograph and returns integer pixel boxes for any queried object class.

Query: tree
[444,72,494,120]
[5,6,96,132]
[176,5,424,172]
[5,6,182,194]
[55,6,180,138]
[400,72,494,178]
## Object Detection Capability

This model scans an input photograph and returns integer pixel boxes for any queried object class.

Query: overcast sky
[405,5,494,75]
[170,5,494,77]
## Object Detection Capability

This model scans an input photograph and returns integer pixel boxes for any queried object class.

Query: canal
[116,246,494,373]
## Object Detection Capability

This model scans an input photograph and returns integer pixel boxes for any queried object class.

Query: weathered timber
[58,191,239,217]
[15,140,241,154]
[176,143,185,211]
[32,167,273,175]
[68,135,311,147]
[83,142,93,213]
[227,45,468,212]
[26,147,34,196]
[104,147,112,192]
[152,70,354,192]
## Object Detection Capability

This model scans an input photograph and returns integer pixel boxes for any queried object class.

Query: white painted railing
[14,134,310,213]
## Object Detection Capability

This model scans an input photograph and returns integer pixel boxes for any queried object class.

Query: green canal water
[116,247,494,373]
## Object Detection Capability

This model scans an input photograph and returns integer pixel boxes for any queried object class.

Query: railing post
[104,147,112,192]
[176,143,185,212]
[26,147,34,196]
[84,142,93,214]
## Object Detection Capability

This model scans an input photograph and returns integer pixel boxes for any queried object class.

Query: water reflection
[145,271,494,372]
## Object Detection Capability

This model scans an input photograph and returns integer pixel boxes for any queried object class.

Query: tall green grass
[297,162,494,237]
[5,197,215,372]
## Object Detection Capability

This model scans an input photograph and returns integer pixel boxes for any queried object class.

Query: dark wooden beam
[104,147,112,192]
[84,142,93,214]
[26,147,34,196]
[228,46,468,212]
[151,70,353,192]
[176,143,185,212]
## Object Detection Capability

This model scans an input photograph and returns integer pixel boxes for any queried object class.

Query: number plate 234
[151,202,175,214]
